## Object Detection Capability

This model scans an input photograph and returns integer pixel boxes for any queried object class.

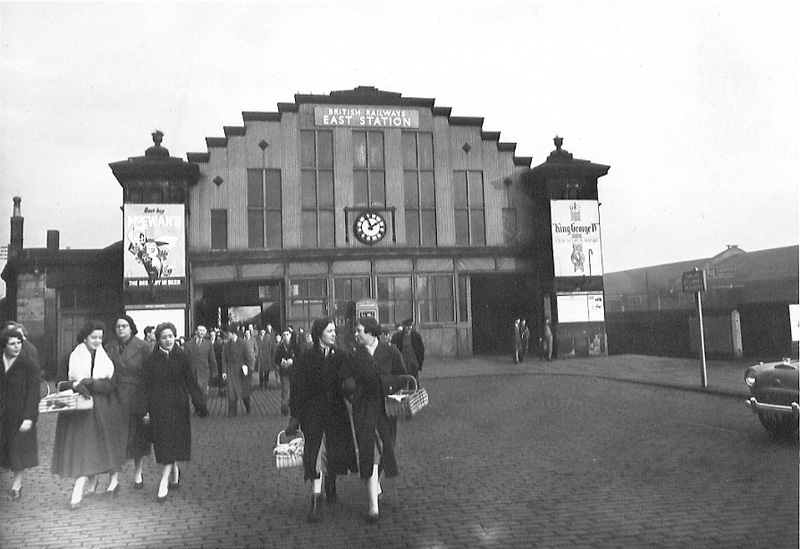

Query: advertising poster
[556,292,606,324]
[123,204,186,295]
[550,200,603,277]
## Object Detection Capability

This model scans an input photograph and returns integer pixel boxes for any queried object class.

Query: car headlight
[745,375,757,387]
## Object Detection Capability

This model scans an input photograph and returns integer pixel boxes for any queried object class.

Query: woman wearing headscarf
[342,316,407,523]
[51,320,128,510]
[104,314,152,489]
[142,322,208,503]
[0,327,40,501]
[286,317,357,523]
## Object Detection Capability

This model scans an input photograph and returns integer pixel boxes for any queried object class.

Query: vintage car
[744,358,799,436]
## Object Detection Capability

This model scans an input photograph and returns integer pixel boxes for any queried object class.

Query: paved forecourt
[1,354,793,549]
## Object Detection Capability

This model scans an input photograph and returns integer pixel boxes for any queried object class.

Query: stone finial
[554,136,563,150]
[12,196,21,217]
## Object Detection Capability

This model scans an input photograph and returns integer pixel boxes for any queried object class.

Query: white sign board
[550,200,603,277]
[557,292,606,324]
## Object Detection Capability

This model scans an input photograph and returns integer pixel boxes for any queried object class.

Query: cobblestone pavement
[1,354,795,549]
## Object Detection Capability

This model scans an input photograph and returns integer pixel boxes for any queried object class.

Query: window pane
[403,172,418,207]
[469,172,484,207]
[301,171,316,208]
[370,171,385,206]
[438,296,455,321]
[421,210,437,246]
[309,279,327,295]
[503,208,517,246]
[301,131,315,167]
[395,302,413,324]
[353,132,367,168]
[318,210,335,247]
[248,211,264,248]
[471,211,486,245]
[405,210,420,246]
[354,171,369,206]
[265,170,282,205]
[420,172,435,206]
[302,211,317,247]
[265,211,282,247]
[455,210,469,245]
[394,277,412,299]
[368,131,384,168]
[309,301,326,318]
[458,274,468,322]
[211,209,227,250]
[402,133,417,169]
[418,133,433,169]
[376,277,389,298]
[247,170,263,207]
[318,131,333,168]
[318,170,334,207]
[417,276,429,297]
[453,171,468,207]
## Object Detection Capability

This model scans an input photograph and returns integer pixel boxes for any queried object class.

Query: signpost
[683,268,708,387]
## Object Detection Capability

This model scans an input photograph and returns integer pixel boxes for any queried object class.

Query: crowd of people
[0,315,428,524]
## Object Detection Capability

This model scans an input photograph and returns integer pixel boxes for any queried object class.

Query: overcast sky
[1,1,797,290]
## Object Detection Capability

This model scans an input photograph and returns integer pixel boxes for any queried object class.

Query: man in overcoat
[258,325,278,389]
[390,318,425,380]
[222,325,255,416]
[184,325,217,395]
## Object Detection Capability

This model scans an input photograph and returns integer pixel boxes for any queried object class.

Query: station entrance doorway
[470,274,539,356]
[194,281,283,332]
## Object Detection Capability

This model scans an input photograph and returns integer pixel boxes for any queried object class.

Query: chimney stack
[10,196,23,256]
[47,230,60,251]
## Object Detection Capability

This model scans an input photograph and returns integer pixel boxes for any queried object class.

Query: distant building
[604,245,799,359]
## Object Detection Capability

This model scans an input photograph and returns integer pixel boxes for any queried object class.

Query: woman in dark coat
[343,316,407,523]
[0,327,39,501]
[51,320,128,509]
[286,317,358,523]
[142,322,208,503]
[104,314,152,489]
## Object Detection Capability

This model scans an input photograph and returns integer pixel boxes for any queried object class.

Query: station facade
[3,86,611,375]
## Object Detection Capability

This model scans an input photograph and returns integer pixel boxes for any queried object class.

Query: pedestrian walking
[274,329,296,416]
[285,317,358,523]
[142,322,208,503]
[184,325,217,396]
[211,329,225,396]
[221,325,255,416]
[51,320,128,510]
[342,316,407,523]
[104,314,152,490]
[542,317,554,361]
[243,327,260,389]
[258,324,278,388]
[513,318,530,363]
[390,318,425,380]
[0,327,39,502]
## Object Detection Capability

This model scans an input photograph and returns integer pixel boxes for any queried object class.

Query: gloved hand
[75,382,91,398]
[79,377,94,388]
[196,407,209,418]
[286,417,300,435]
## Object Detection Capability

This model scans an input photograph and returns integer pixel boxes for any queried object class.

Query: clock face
[354,211,387,244]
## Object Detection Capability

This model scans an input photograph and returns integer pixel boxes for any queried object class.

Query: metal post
[697,290,707,387]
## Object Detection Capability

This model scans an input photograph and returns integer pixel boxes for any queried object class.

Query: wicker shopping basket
[39,382,94,414]
[385,375,428,419]
[274,430,304,469]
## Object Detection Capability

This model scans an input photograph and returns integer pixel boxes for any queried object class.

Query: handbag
[274,429,304,469]
[39,381,94,414]
[385,375,428,419]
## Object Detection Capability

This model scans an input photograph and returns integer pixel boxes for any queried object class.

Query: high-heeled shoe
[307,493,322,523]
[69,501,81,511]
[155,493,168,504]
[104,484,121,497]
[168,479,180,491]
[133,480,144,490]
[365,512,380,524]
[7,488,21,501]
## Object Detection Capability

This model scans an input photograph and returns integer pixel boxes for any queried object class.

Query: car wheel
[757,411,799,437]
